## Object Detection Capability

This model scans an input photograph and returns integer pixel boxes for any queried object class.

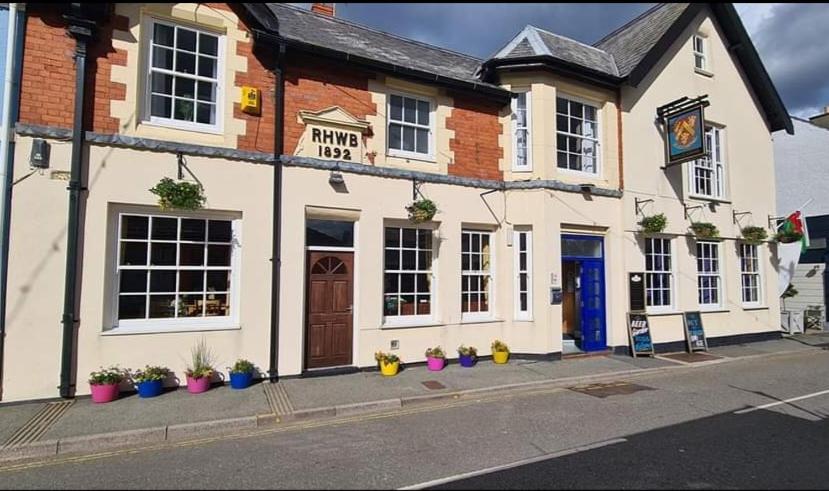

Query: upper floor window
[689,126,725,199]
[693,34,708,72]
[512,91,532,171]
[557,96,599,175]
[388,94,433,160]
[147,20,222,131]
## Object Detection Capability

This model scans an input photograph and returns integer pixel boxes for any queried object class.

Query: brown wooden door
[305,251,354,369]
[562,261,577,337]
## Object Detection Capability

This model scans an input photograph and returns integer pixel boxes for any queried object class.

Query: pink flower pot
[90,383,119,404]
[426,356,445,371]
[186,375,211,394]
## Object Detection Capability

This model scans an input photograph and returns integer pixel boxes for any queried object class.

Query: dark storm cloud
[747,3,829,117]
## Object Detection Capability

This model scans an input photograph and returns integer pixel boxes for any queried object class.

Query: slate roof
[594,3,691,77]
[264,3,503,92]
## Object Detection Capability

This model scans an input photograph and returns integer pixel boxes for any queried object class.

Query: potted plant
[775,229,803,244]
[425,346,446,371]
[457,345,477,368]
[228,359,256,390]
[690,221,719,239]
[741,226,768,245]
[149,177,206,211]
[185,339,215,394]
[406,198,437,223]
[375,351,400,376]
[131,365,169,399]
[491,340,510,364]
[639,213,667,234]
[88,366,125,404]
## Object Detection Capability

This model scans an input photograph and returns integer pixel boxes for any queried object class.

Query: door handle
[346,305,353,312]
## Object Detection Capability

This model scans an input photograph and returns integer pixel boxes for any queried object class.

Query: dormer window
[693,34,708,73]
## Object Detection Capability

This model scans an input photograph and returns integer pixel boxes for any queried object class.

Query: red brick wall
[446,93,504,181]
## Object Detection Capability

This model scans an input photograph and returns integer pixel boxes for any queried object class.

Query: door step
[562,348,612,360]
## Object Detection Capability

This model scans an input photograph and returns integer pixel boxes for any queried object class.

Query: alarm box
[240,86,261,115]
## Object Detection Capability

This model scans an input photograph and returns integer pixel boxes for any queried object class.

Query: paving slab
[518,355,652,379]
[42,383,270,440]
[0,402,45,445]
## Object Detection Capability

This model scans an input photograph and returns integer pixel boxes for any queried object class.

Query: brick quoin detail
[446,93,504,180]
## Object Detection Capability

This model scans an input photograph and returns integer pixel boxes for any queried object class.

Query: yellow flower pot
[380,360,400,376]
[493,351,509,364]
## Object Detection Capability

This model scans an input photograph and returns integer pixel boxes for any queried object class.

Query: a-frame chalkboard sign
[682,311,708,352]
[627,312,655,358]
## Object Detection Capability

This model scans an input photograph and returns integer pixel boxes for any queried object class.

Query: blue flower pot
[136,379,164,398]
[459,354,476,367]
[229,371,253,390]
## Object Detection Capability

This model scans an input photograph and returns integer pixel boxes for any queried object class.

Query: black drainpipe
[59,12,95,399]
[269,42,286,383]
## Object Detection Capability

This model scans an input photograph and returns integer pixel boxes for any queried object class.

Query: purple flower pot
[459,354,476,367]
[90,383,119,403]
[186,375,211,394]
[426,356,445,371]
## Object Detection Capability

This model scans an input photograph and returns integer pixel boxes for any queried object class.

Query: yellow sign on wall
[241,87,261,115]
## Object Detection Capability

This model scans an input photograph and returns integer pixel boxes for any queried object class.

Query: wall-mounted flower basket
[406,198,437,223]
[639,213,667,234]
[775,230,803,244]
[149,177,206,211]
[740,226,768,245]
[690,222,720,239]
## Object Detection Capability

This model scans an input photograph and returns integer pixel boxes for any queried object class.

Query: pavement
[0,331,826,463]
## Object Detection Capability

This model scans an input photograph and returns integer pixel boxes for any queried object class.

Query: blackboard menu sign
[683,311,708,352]
[629,272,646,312]
[627,312,654,358]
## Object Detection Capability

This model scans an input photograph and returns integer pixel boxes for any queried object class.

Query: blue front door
[579,259,607,351]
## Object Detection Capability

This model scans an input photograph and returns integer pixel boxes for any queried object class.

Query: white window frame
[556,93,602,177]
[645,237,675,312]
[739,243,763,307]
[109,209,241,334]
[461,229,495,322]
[511,90,532,172]
[142,17,225,134]
[513,228,533,320]
[688,126,726,200]
[386,92,435,162]
[382,225,436,327]
[693,34,709,73]
[696,240,722,310]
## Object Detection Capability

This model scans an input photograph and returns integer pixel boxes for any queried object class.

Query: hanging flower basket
[690,221,719,239]
[149,177,206,211]
[406,198,437,223]
[639,213,667,234]
[740,226,768,245]
[775,230,803,244]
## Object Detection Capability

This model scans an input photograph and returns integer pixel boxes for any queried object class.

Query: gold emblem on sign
[672,113,698,148]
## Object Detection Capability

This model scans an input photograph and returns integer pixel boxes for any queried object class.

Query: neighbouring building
[0,2,792,402]
[774,114,829,330]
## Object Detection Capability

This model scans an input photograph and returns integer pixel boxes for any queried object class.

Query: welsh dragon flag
[780,210,810,253]
[776,210,810,297]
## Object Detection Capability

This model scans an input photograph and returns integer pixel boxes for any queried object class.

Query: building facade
[0,3,792,402]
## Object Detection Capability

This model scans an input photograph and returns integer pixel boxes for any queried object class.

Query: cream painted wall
[621,8,780,343]
[2,137,273,401]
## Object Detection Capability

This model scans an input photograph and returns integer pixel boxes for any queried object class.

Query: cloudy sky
[293,3,827,119]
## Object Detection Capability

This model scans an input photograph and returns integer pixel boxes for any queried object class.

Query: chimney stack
[311,3,335,17]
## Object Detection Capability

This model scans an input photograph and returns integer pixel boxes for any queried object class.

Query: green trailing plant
[740,226,768,245]
[457,345,478,357]
[229,359,255,375]
[185,338,216,380]
[131,365,169,384]
[491,340,510,354]
[639,213,667,234]
[89,366,125,386]
[781,283,799,299]
[425,346,446,359]
[406,198,438,223]
[690,221,720,239]
[775,229,803,244]
[149,177,206,211]
[374,351,400,365]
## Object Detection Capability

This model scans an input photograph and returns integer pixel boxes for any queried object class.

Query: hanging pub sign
[657,95,710,167]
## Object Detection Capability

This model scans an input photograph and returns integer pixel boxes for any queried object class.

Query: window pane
[196,103,214,125]
[179,270,204,292]
[417,229,432,249]
[152,217,177,240]
[402,250,416,270]
[571,101,583,118]
[151,72,173,95]
[388,123,402,150]
[557,115,568,132]
[306,219,354,247]
[181,219,205,241]
[399,295,415,316]
[385,249,399,270]
[149,295,176,318]
[417,251,431,270]
[205,293,229,316]
[416,273,430,293]
[208,220,232,242]
[150,242,176,265]
[197,81,214,102]
[152,46,173,70]
[384,273,398,295]
[415,128,429,154]
[120,242,148,266]
[176,51,196,75]
[557,151,568,168]
[556,98,567,114]
[178,294,203,317]
[199,33,218,56]
[385,227,400,248]
[416,295,431,315]
[177,28,197,52]
[402,126,415,152]
[207,271,230,292]
[153,23,174,47]
[403,97,416,123]
[122,215,149,239]
[207,244,231,266]
[584,105,596,122]
[417,100,430,125]
[120,270,147,293]
[401,273,414,293]
[402,228,417,248]
[150,270,176,292]
[180,243,204,266]
[174,99,194,121]
[175,77,195,98]
[198,56,216,78]
[150,95,172,118]
[119,295,146,320]
[389,95,402,121]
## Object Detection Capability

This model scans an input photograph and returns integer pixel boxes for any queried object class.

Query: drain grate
[421,380,446,390]
[569,381,654,398]
[2,400,74,448]
[263,383,294,416]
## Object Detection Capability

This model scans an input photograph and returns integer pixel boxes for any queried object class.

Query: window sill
[140,119,224,136]
[460,316,504,325]
[381,319,442,329]
[687,195,731,205]
[102,324,241,336]
[645,309,683,316]
[698,308,730,314]
[695,68,714,78]
[742,305,769,311]
[386,151,436,164]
